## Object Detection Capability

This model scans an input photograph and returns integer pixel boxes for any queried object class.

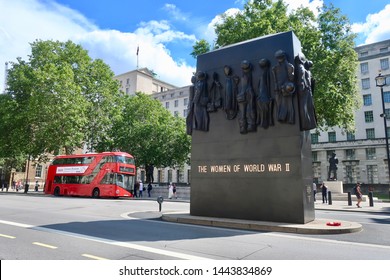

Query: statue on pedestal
[328,152,338,180]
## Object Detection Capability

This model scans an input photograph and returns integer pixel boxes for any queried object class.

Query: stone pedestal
[324,181,343,193]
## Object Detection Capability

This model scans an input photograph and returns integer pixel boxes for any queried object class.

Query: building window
[360,62,368,74]
[380,47,388,53]
[176,169,181,183]
[328,131,336,142]
[345,149,355,160]
[347,132,355,141]
[174,111,179,117]
[360,51,368,57]
[345,165,356,184]
[361,78,370,89]
[366,148,376,160]
[363,94,372,106]
[380,58,389,70]
[385,108,390,120]
[183,109,188,117]
[165,101,170,109]
[184,98,188,106]
[384,91,390,103]
[386,76,390,86]
[311,133,319,144]
[126,88,129,94]
[35,164,43,178]
[168,169,172,183]
[366,165,378,184]
[174,100,179,107]
[364,111,374,123]
[312,151,318,162]
[157,170,162,183]
[366,128,375,139]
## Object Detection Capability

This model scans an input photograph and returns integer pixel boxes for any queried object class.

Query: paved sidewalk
[314,200,390,214]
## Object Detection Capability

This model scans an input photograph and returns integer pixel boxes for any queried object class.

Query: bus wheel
[54,187,60,196]
[92,188,100,198]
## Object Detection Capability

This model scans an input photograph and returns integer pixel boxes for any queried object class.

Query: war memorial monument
[186,31,317,224]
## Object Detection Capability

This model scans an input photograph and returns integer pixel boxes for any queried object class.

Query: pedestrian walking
[139,180,143,197]
[133,180,140,198]
[168,182,174,199]
[147,182,153,197]
[173,183,177,199]
[356,183,363,208]
[321,183,328,204]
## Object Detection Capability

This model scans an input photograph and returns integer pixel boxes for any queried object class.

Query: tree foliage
[192,0,360,131]
[96,92,191,169]
[3,40,123,160]
[191,39,211,59]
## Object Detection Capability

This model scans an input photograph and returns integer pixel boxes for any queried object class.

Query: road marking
[32,242,58,249]
[0,219,211,260]
[0,233,16,239]
[82,254,109,260]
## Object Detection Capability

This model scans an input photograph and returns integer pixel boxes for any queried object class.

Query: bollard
[347,191,352,206]
[368,191,374,207]
[157,196,164,212]
[328,190,332,205]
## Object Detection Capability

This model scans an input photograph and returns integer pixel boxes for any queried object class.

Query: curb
[161,213,362,235]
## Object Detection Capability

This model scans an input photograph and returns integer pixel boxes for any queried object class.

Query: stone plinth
[324,181,343,193]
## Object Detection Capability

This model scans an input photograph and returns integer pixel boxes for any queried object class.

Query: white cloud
[352,4,390,44]
[163,4,188,21]
[0,0,196,93]
[201,8,241,46]
[282,0,323,16]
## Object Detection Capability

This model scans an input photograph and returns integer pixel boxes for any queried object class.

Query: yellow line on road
[82,254,109,260]
[0,233,16,239]
[32,242,58,249]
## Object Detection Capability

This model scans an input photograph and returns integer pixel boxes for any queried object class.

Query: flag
[136,46,139,56]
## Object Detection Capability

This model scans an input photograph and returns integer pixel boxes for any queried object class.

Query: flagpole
[136,45,139,69]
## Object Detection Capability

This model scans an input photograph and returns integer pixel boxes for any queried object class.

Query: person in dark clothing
[147,182,153,197]
[321,183,328,204]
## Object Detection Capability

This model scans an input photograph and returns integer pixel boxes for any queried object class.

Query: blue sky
[1,0,390,91]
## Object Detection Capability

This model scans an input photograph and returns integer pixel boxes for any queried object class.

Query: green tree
[193,0,359,131]
[4,39,123,159]
[97,92,191,169]
[191,39,211,59]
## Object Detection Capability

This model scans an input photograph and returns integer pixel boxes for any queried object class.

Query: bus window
[100,173,114,185]
[115,156,135,165]
[116,174,124,188]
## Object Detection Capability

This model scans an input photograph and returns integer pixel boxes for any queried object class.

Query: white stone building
[114,68,191,185]
[312,39,390,185]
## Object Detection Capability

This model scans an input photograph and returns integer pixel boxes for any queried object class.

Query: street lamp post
[375,72,390,185]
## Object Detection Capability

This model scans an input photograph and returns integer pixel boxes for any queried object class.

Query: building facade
[115,68,177,96]
[115,68,191,185]
[312,39,390,185]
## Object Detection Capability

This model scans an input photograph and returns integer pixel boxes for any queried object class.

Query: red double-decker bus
[44,152,135,198]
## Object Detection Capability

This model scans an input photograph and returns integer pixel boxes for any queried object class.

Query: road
[1,193,390,260]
